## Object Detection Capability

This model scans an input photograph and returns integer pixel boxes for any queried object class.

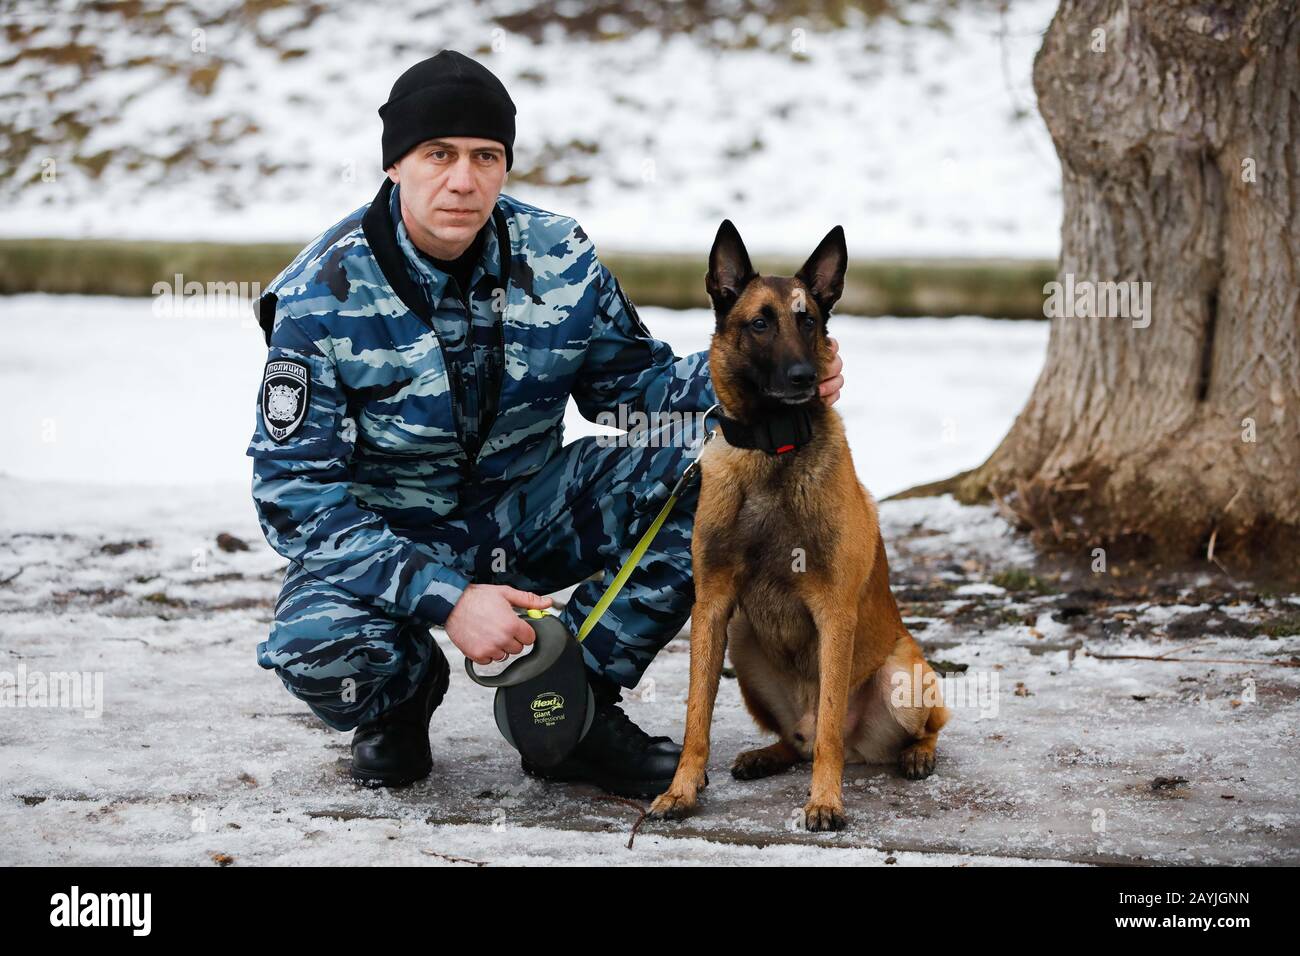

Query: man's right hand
[444,584,554,665]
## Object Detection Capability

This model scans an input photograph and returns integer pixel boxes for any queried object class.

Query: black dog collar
[715,406,815,455]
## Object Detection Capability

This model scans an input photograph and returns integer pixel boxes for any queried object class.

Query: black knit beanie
[379,50,516,171]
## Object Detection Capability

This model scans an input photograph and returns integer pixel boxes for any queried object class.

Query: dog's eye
[801,313,816,330]
[749,317,768,332]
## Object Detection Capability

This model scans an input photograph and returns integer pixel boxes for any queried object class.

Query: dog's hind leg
[849,641,949,779]
[899,703,948,780]
[890,644,949,780]
[732,740,801,780]
[898,668,949,779]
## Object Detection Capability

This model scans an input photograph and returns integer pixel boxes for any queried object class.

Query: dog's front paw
[899,745,936,780]
[648,788,698,821]
[802,800,847,832]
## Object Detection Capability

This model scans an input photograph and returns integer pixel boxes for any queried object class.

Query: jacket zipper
[457,285,481,466]
[474,291,508,468]
[410,307,465,462]
[474,216,511,469]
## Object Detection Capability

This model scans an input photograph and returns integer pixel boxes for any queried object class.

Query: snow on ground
[2,475,1297,866]
[1,0,1062,257]
[0,292,1048,496]
[2,296,1297,865]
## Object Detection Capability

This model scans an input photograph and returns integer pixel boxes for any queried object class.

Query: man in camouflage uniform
[248,51,843,797]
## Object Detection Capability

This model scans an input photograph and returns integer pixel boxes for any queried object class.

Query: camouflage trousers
[256,415,705,731]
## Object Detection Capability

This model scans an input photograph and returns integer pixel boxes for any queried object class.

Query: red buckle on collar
[775,444,795,454]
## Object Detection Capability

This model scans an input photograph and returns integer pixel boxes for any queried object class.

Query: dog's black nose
[786,363,816,388]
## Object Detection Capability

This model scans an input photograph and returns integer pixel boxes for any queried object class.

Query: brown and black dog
[648,220,949,831]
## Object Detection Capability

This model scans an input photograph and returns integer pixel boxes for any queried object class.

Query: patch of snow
[4,468,1295,864]
[955,582,1007,596]
[0,294,1048,497]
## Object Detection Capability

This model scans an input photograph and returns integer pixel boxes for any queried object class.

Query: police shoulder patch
[261,359,310,442]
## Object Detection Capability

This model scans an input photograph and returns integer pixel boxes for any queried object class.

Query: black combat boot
[350,643,451,788]
[520,671,682,798]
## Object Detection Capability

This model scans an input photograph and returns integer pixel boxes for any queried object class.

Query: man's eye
[478,152,497,162]
[429,150,449,160]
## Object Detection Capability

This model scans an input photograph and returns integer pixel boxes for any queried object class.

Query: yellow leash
[575,406,720,643]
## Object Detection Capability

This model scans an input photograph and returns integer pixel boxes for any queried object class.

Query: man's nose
[447,157,476,191]
[786,363,816,389]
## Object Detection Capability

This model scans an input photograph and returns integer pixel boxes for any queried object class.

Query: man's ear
[386,165,400,184]
[705,219,757,323]
[795,225,847,319]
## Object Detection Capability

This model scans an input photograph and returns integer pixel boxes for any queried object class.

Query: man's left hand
[819,336,844,407]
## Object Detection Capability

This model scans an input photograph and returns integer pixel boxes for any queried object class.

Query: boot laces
[597,698,670,750]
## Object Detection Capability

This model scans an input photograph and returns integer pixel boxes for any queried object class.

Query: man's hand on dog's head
[819,337,843,407]
[445,584,552,665]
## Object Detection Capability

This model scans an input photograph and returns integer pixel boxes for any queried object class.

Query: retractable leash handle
[465,608,568,687]
[467,404,722,767]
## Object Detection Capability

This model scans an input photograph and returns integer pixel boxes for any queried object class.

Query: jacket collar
[714,404,816,455]
[361,178,511,324]
[388,182,499,308]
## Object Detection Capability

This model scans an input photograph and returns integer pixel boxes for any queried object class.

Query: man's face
[386,136,508,258]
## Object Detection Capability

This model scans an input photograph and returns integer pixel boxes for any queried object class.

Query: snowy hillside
[0,0,1062,256]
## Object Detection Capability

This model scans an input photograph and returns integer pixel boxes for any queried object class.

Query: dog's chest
[697,448,841,669]
[724,486,822,667]
[728,475,833,642]
[733,486,804,575]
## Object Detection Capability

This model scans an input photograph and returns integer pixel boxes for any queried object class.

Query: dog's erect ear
[795,225,847,319]
[706,219,757,321]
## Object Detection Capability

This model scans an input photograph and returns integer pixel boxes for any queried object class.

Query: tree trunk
[956,0,1300,576]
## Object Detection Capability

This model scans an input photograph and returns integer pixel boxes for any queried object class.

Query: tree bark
[956,0,1300,574]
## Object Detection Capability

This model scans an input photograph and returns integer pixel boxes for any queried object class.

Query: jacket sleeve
[570,260,718,423]
[247,302,472,626]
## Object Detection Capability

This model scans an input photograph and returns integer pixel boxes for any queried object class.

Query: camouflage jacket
[387,181,503,459]
[247,178,717,626]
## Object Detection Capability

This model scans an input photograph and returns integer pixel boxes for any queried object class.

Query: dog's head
[705,219,846,416]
